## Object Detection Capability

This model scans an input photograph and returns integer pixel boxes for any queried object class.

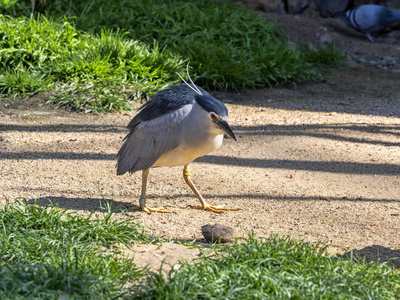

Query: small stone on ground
[201,223,236,243]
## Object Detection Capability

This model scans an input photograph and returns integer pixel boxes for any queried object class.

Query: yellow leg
[183,165,238,213]
[129,169,172,214]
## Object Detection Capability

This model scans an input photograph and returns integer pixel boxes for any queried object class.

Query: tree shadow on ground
[235,123,400,142]
[198,155,400,176]
[0,124,125,133]
[341,245,400,269]
[26,192,400,215]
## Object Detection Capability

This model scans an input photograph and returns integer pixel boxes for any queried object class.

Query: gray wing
[353,5,385,32]
[116,104,193,175]
[343,5,389,33]
[126,84,208,129]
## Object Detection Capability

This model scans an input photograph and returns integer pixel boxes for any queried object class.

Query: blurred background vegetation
[0,0,344,112]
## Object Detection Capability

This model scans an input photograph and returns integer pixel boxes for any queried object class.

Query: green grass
[0,200,398,298]
[0,0,344,112]
[40,0,329,89]
[300,43,346,67]
[0,199,153,298]
[48,80,134,113]
[132,235,400,299]
[0,14,185,112]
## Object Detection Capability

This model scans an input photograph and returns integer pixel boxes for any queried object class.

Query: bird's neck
[392,10,400,21]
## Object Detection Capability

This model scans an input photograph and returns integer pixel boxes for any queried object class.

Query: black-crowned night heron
[116,80,237,214]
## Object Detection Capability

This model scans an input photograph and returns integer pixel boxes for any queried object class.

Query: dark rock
[314,0,352,17]
[293,0,310,14]
[201,223,236,243]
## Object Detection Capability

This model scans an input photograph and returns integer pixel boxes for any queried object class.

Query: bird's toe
[190,203,238,213]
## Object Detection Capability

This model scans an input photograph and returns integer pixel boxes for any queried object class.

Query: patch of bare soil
[1,12,400,271]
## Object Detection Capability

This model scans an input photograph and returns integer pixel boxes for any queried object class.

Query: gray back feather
[116,84,202,175]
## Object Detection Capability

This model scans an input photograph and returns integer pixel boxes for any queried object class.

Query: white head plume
[176,62,203,95]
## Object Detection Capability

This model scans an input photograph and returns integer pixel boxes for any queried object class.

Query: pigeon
[332,4,400,42]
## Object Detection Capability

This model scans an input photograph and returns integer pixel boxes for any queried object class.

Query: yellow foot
[190,203,238,213]
[128,205,172,214]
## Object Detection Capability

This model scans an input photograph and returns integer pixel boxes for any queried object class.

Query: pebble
[201,223,236,243]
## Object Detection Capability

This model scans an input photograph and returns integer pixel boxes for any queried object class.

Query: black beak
[217,120,237,141]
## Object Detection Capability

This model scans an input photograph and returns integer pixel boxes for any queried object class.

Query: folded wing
[116,104,192,175]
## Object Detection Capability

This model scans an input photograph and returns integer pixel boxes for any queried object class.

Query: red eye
[210,113,217,120]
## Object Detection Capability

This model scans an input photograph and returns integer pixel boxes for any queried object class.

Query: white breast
[153,103,225,167]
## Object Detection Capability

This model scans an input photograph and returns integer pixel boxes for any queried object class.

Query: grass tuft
[0,199,152,298]
[0,15,185,111]
[300,43,346,67]
[48,81,134,113]
[0,67,53,98]
[132,235,400,299]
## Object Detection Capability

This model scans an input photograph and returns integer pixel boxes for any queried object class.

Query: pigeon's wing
[336,5,390,33]
[116,103,193,175]
[352,5,388,32]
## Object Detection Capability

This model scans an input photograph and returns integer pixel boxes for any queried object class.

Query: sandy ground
[1,11,400,271]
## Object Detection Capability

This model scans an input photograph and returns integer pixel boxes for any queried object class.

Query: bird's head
[208,111,237,141]
[195,94,237,141]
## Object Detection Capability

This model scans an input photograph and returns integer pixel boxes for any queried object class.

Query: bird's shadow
[26,196,130,214]
[26,194,198,215]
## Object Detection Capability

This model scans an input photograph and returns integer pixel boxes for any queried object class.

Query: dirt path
[1,12,400,271]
